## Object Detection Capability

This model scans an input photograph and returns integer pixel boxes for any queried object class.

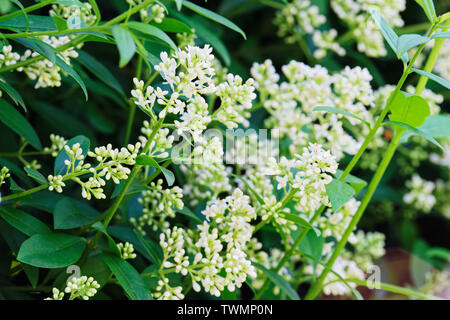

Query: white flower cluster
[0,45,21,68]
[118,242,137,260]
[347,230,385,270]
[131,179,184,233]
[156,189,257,299]
[0,166,10,186]
[318,198,360,243]
[251,60,375,160]
[430,143,450,170]
[49,1,97,26]
[17,36,79,89]
[126,1,165,23]
[44,134,68,157]
[46,276,100,300]
[403,174,436,213]
[132,45,256,142]
[333,0,405,57]
[46,140,142,200]
[274,0,345,59]
[274,0,406,58]
[266,143,338,215]
[305,256,365,296]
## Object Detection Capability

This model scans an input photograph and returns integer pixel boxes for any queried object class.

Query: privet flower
[0,166,10,186]
[251,60,375,160]
[46,276,100,300]
[403,174,436,213]
[49,2,97,26]
[44,134,68,157]
[131,45,256,142]
[126,1,165,23]
[131,179,184,234]
[117,242,137,260]
[46,138,142,200]
[156,189,257,299]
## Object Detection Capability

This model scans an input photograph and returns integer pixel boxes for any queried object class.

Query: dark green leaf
[0,77,26,111]
[174,206,203,224]
[150,17,191,34]
[182,1,246,39]
[127,21,176,50]
[136,155,175,186]
[17,233,86,268]
[112,25,136,68]
[325,179,355,211]
[24,167,46,185]
[280,212,318,235]
[0,207,50,236]
[0,99,42,150]
[54,135,90,175]
[54,198,100,229]
[253,262,300,300]
[77,51,124,96]
[102,253,152,300]
[92,222,121,256]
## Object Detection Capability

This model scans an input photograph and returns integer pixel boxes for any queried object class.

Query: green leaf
[253,262,300,300]
[92,222,121,256]
[54,135,90,175]
[0,99,42,150]
[77,51,124,96]
[108,226,162,264]
[102,253,152,300]
[412,114,450,138]
[0,77,26,111]
[334,170,367,195]
[298,229,324,262]
[174,206,203,224]
[389,91,430,128]
[370,9,408,63]
[397,34,429,57]
[150,17,191,33]
[53,198,100,229]
[384,121,443,150]
[53,0,89,8]
[17,233,86,268]
[136,155,175,186]
[127,21,176,50]
[0,207,50,236]
[112,25,136,68]
[134,231,162,266]
[182,1,246,39]
[52,15,68,31]
[431,31,450,39]
[22,263,39,288]
[24,167,46,185]
[14,37,88,100]
[0,15,57,32]
[411,68,450,89]
[415,0,437,23]
[313,106,371,128]
[325,179,355,211]
[280,212,318,235]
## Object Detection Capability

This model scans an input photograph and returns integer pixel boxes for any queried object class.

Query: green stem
[0,0,57,23]
[305,132,401,300]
